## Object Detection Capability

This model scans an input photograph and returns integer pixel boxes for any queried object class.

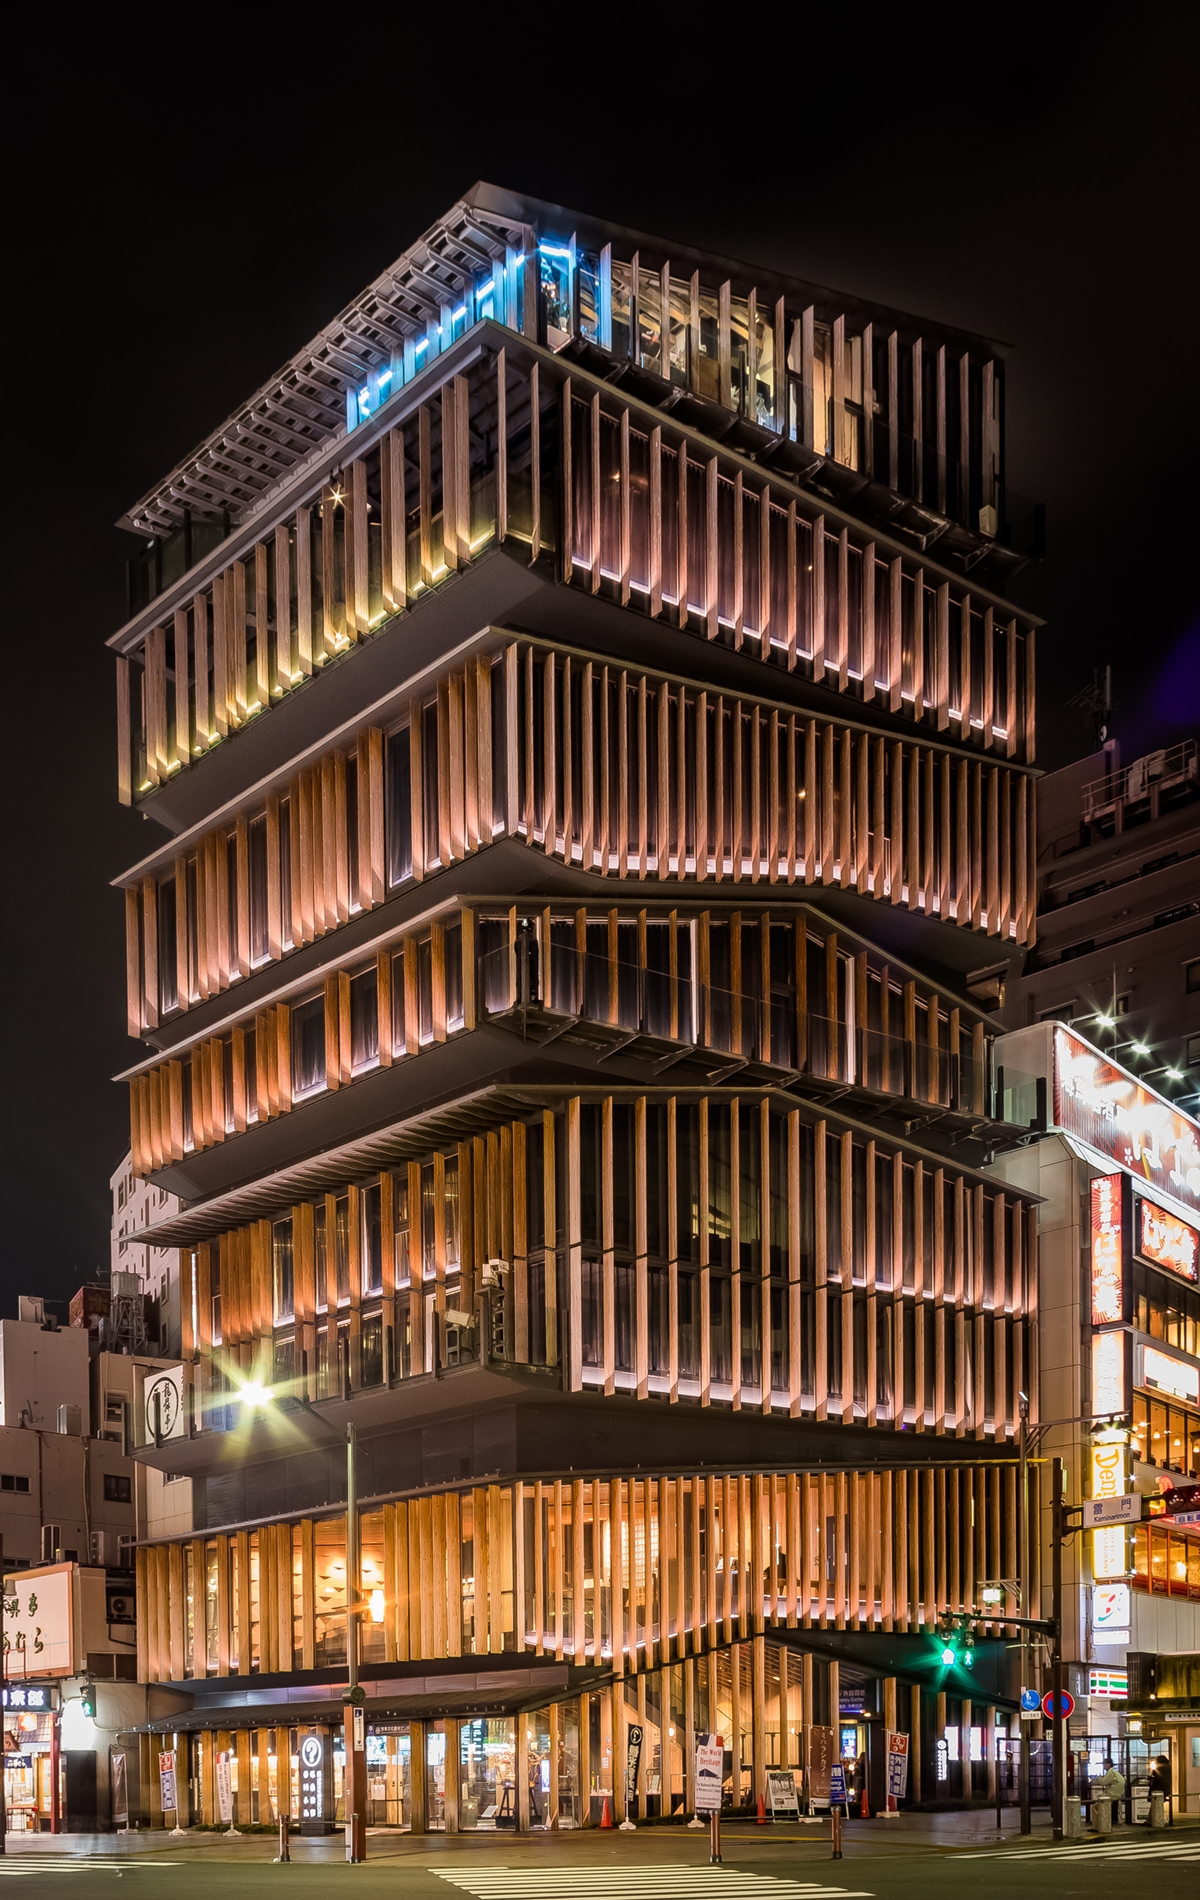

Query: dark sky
[5,9,1199,1307]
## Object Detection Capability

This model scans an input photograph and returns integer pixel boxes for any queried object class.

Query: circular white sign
[300,1735,323,1769]
[145,1374,180,1438]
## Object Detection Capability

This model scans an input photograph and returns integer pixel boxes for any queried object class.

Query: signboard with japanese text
[1055,1027,1200,1219]
[111,1751,128,1828]
[299,1732,325,1822]
[2,1567,73,1676]
[828,1762,848,1806]
[1091,1331,1129,1421]
[694,1733,724,1812]
[158,1750,178,1815]
[806,1725,834,1803]
[143,1364,186,1444]
[885,1732,909,1811]
[216,1754,233,1824]
[1091,1174,1125,1323]
[1140,1343,1200,1405]
[625,1723,644,1801]
[1137,1197,1199,1283]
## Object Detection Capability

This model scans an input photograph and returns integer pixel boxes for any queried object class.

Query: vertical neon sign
[1091,1173,1124,1323]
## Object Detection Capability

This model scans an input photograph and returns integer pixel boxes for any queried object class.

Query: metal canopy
[119,189,530,540]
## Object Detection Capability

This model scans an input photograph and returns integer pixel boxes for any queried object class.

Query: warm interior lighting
[369,1589,385,1623]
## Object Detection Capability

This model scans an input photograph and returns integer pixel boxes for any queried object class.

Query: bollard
[1064,1796,1083,1839]
[831,1807,843,1860]
[1149,1791,1165,1831]
[1092,1796,1111,1836]
[709,1809,722,1865]
[275,1813,291,1862]
[346,1813,366,1861]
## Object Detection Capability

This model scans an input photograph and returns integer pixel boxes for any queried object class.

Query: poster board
[767,1769,799,1818]
[694,1733,724,1812]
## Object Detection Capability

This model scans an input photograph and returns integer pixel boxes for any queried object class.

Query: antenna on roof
[1066,665,1114,751]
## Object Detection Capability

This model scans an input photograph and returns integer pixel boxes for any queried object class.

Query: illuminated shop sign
[1090,1437,1130,1579]
[1092,1331,1128,1420]
[1137,1198,1200,1283]
[1,1686,52,1710]
[299,1732,324,1822]
[1091,1582,1130,1638]
[1091,1174,1125,1323]
[1140,1344,1200,1406]
[1089,1665,1128,1698]
[1054,1027,1200,1219]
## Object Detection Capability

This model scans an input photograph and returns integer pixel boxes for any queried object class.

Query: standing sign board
[828,1762,848,1807]
[158,1750,177,1815]
[694,1734,724,1812]
[806,1725,834,1806]
[885,1732,909,1812]
[766,1769,799,1818]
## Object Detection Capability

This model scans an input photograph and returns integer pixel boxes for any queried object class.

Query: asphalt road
[0,1818,1194,1900]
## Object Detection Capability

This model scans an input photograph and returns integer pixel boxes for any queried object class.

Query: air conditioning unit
[40,1525,62,1565]
[89,1531,110,1566]
[18,1296,45,1325]
[57,1404,82,1437]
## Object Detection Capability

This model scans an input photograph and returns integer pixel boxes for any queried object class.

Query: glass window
[394,1175,410,1288]
[158,877,178,1014]
[350,969,379,1071]
[273,1218,294,1321]
[291,997,326,1098]
[386,729,413,887]
[362,1185,382,1295]
[334,1195,350,1304]
[248,815,268,965]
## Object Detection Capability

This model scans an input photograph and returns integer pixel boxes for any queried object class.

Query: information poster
[829,1762,848,1807]
[694,1733,724,1812]
[885,1731,909,1811]
[158,1750,177,1815]
[767,1769,799,1818]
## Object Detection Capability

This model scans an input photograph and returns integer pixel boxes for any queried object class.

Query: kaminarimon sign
[1055,1027,1200,1219]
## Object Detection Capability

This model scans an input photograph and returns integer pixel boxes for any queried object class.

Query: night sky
[6,12,1198,1308]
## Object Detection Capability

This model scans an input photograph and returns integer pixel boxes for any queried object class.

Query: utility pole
[1050,1456,1066,1840]
[1017,1396,1031,1837]
[344,1423,367,1862]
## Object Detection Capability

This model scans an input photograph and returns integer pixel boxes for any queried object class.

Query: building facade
[113,185,1047,1830]
[998,735,1200,1094]
[110,1155,184,1358]
[990,1022,1200,1814]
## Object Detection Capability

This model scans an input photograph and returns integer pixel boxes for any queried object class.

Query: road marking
[951,1840,1200,1861]
[433,1867,874,1899]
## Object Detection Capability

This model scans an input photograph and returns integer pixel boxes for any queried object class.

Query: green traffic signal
[940,1645,956,1666]
[80,1689,96,1719]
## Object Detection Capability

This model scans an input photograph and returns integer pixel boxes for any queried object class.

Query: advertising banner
[215,1754,233,1824]
[766,1769,799,1817]
[806,1724,834,1803]
[885,1732,909,1811]
[158,1750,177,1815]
[625,1723,644,1802]
[1091,1174,1124,1322]
[111,1750,128,1828]
[694,1734,724,1812]
[828,1762,848,1807]
[1054,1026,1200,1219]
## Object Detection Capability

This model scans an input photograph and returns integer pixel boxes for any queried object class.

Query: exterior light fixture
[1132,1043,1151,1056]
[981,1586,1003,1605]
[1166,1068,1184,1081]
[237,1381,275,1408]
[1095,1014,1115,1030]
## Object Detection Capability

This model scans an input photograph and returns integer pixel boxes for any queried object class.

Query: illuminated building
[990,1023,1200,1810]
[112,186,1047,1828]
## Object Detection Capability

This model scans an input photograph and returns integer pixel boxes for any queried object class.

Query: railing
[1082,739,1198,822]
[479,940,992,1115]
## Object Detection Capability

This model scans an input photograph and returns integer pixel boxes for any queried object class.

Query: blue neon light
[539,243,572,260]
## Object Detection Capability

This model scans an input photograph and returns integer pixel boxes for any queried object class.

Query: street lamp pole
[344,1423,367,1862]
[1050,1456,1066,1840]
[1017,1396,1031,1837]
[346,1424,358,1696]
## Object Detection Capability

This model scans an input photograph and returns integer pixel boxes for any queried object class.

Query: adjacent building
[997,735,1200,1096]
[990,1022,1200,1814]
[111,184,1049,1831]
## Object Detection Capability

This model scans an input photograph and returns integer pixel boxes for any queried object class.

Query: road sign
[1020,1687,1041,1712]
[1082,1494,1141,1527]
[1042,1689,1075,1721]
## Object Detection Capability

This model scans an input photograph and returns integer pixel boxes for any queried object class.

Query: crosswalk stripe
[432,1868,874,1899]
[952,1842,1200,1861]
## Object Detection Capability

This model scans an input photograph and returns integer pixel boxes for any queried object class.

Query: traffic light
[79,1686,96,1719]
[935,1613,975,1669]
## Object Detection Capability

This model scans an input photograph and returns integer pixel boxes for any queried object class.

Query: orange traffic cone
[757,1792,767,1824]
[600,1797,613,1829]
